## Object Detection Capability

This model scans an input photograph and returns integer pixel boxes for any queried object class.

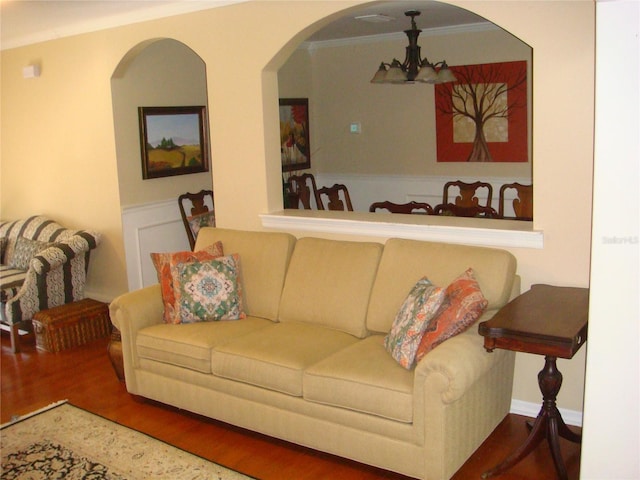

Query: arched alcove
[111,38,213,208]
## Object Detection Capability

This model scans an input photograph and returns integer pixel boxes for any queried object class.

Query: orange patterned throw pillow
[151,241,224,324]
[414,268,488,363]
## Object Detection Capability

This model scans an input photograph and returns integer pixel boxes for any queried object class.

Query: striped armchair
[0,216,101,352]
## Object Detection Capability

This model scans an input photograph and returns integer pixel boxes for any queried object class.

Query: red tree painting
[435,61,528,162]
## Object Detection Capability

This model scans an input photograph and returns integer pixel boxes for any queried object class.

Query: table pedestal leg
[482,356,581,480]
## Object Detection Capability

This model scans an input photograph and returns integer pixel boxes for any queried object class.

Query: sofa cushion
[367,238,517,333]
[415,268,488,362]
[151,242,225,324]
[194,228,296,321]
[10,237,51,270]
[136,317,273,374]
[304,335,414,423]
[173,254,246,323]
[384,277,446,369]
[278,237,383,338]
[212,322,359,396]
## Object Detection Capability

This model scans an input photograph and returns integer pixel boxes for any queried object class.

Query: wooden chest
[33,299,111,352]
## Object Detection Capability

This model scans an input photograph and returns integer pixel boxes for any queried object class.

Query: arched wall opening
[266,1,533,218]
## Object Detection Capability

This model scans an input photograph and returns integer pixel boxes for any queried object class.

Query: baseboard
[510,399,583,427]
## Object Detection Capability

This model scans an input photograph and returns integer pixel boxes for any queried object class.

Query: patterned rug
[1,401,254,479]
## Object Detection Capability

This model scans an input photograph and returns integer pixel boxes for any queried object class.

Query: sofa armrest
[109,284,164,334]
[4,238,99,325]
[31,233,100,275]
[109,284,164,389]
[414,314,515,479]
[414,315,509,404]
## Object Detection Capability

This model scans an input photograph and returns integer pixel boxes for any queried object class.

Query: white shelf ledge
[260,210,543,249]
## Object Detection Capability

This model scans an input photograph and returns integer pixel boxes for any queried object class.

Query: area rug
[1,401,254,479]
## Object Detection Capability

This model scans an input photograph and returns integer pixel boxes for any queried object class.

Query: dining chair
[178,189,215,250]
[498,183,533,220]
[317,184,354,211]
[369,201,434,215]
[434,180,496,218]
[433,203,498,218]
[287,173,321,209]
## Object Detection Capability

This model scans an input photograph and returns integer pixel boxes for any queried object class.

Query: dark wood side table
[478,284,589,480]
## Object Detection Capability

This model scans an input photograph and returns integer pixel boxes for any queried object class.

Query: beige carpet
[1,401,254,479]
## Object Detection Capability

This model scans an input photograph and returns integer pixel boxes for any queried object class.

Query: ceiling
[307,1,488,42]
[1,0,489,51]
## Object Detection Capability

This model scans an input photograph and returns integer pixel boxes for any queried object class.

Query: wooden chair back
[288,173,320,209]
[317,184,354,211]
[435,180,496,217]
[433,203,498,218]
[369,201,433,215]
[499,183,533,220]
[178,189,214,250]
[442,180,493,208]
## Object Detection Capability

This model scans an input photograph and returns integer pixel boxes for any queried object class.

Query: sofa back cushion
[0,215,100,267]
[194,228,296,321]
[366,238,517,334]
[279,237,383,338]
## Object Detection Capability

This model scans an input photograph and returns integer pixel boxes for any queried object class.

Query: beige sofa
[110,227,518,480]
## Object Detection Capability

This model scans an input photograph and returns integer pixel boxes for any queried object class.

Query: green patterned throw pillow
[384,277,446,369]
[173,254,246,323]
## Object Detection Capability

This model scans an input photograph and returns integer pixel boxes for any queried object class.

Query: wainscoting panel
[121,200,190,291]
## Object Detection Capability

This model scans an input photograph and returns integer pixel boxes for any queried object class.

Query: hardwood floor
[1,333,581,479]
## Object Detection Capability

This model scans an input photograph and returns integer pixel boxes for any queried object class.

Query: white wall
[581,1,640,478]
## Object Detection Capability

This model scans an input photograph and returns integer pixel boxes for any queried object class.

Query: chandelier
[370,10,457,84]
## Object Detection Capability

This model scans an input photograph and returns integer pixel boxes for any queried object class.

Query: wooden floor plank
[1,333,581,479]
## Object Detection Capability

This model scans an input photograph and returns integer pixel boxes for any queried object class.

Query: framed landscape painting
[139,106,209,179]
[279,98,311,172]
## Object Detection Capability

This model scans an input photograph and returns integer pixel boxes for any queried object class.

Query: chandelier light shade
[371,10,457,85]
